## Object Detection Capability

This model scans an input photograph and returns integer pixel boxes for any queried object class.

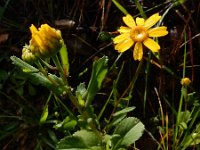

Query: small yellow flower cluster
[113,13,168,61]
[22,24,63,62]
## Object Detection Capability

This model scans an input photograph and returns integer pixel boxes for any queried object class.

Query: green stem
[59,85,82,114]
[54,94,76,119]
[183,32,187,78]
[128,59,144,95]
[173,31,187,150]
[35,60,59,86]
[132,0,148,116]
[67,90,82,113]
[98,62,124,120]
[112,0,129,15]
[51,55,68,85]
[109,53,123,71]
[133,0,147,18]
[173,90,184,149]
[143,53,151,117]
[39,92,52,125]
[82,110,102,142]
[35,60,47,75]
[108,59,143,122]
[158,3,174,26]
[162,65,175,76]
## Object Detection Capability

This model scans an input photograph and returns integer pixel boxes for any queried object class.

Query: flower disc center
[131,26,148,42]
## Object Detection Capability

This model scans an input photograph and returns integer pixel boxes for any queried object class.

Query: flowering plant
[8,0,199,149]
[11,23,145,149]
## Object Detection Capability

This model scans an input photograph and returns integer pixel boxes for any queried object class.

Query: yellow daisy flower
[29,24,63,58]
[113,13,168,61]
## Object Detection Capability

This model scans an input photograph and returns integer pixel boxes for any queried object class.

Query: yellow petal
[143,38,160,52]
[115,38,134,52]
[40,24,50,29]
[40,24,54,37]
[113,33,130,44]
[148,26,168,37]
[123,14,136,28]
[30,24,38,34]
[34,34,45,49]
[136,17,145,26]
[144,13,161,29]
[118,26,132,33]
[133,42,143,61]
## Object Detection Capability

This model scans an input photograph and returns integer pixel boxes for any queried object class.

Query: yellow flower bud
[181,77,191,86]
[22,45,37,63]
[29,24,63,58]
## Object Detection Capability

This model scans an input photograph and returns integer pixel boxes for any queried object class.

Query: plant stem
[35,60,59,86]
[54,94,76,119]
[112,0,129,15]
[35,60,47,75]
[51,55,68,85]
[173,31,187,149]
[143,52,151,117]
[133,0,147,18]
[182,32,187,78]
[108,59,143,122]
[173,91,184,149]
[98,62,124,120]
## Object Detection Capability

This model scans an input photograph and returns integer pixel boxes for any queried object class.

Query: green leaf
[191,124,200,145]
[107,114,126,130]
[54,116,77,131]
[10,56,64,95]
[62,117,77,130]
[113,107,135,117]
[76,83,87,106]
[107,107,136,130]
[48,129,58,143]
[180,124,200,149]
[103,134,121,149]
[85,56,108,107]
[57,130,102,150]
[10,56,38,72]
[76,83,87,96]
[40,105,49,124]
[190,132,200,145]
[179,111,191,124]
[112,117,145,149]
[59,41,70,76]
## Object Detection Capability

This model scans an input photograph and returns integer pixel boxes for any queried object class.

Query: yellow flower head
[29,24,63,58]
[181,77,191,86]
[113,13,168,61]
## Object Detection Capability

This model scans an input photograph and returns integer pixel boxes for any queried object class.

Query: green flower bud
[21,45,37,63]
